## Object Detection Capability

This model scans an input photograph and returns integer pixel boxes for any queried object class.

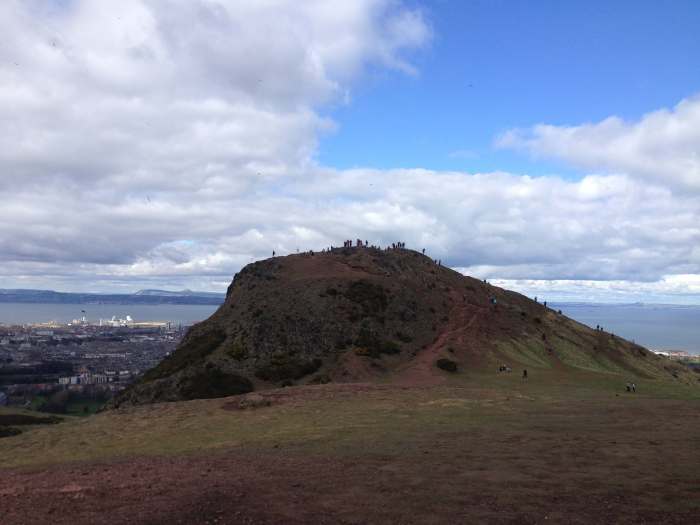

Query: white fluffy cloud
[489,275,700,305]
[1,1,699,302]
[496,95,700,191]
[0,0,430,288]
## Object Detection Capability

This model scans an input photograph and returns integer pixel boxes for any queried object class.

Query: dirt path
[396,291,483,386]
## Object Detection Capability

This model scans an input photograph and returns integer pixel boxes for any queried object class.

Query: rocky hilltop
[113,247,694,406]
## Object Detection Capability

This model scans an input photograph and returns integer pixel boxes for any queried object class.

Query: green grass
[25,395,104,417]
[0,372,697,470]
[495,339,552,369]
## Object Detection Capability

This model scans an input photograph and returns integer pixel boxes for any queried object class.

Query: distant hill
[133,289,226,299]
[0,289,225,305]
[113,247,696,407]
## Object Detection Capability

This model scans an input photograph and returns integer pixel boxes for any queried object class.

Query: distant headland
[0,289,225,306]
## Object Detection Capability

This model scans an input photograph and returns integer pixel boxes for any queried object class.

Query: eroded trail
[395,291,485,386]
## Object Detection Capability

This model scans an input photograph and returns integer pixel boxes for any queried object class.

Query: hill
[113,246,695,406]
[0,288,224,305]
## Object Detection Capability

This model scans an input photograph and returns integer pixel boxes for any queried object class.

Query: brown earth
[2,383,698,525]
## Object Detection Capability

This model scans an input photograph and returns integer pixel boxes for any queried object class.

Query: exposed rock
[237,393,271,410]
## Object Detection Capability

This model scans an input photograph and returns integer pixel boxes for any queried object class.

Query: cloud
[3,164,700,296]
[0,0,430,188]
[0,0,429,288]
[486,275,700,305]
[0,1,699,303]
[496,94,700,190]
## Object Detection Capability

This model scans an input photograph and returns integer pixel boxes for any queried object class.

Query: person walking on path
[522,369,528,380]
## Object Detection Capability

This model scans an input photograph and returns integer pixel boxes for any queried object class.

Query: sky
[1,0,700,303]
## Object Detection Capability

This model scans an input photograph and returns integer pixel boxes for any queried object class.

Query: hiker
[522,369,528,380]
[626,383,631,392]
[631,383,636,393]
[272,250,275,257]
[543,301,547,308]
[422,248,425,254]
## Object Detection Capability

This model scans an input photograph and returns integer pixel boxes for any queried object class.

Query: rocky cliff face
[113,247,694,406]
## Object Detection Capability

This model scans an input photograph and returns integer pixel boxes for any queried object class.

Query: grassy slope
[1,370,697,470]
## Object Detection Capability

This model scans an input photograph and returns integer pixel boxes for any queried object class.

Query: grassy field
[1,371,698,524]
[1,370,698,468]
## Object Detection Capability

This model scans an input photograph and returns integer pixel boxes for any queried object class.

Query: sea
[553,303,700,355]
[0,302,697,355]
[0,303,220,327]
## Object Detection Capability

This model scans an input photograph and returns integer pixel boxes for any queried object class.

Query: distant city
[0,316,188,413]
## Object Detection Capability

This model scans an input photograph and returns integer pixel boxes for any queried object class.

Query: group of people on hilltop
[340,239,412,251]
[342,239,369,248]
[281,239,441,260]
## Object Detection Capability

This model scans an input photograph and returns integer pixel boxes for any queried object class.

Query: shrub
[380,340,401,355]
[344,280,388,315]
[144,329,227,381]
[180,367,253,399]
[0,426,22,438]
[40,390,70,414]
[436,358,458,372]
[395,331,413,343]
[309,373,331,384]
[225,340,248,361]
[0,414,62,426]
[355,325,401,358]
[254,357,322,382]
